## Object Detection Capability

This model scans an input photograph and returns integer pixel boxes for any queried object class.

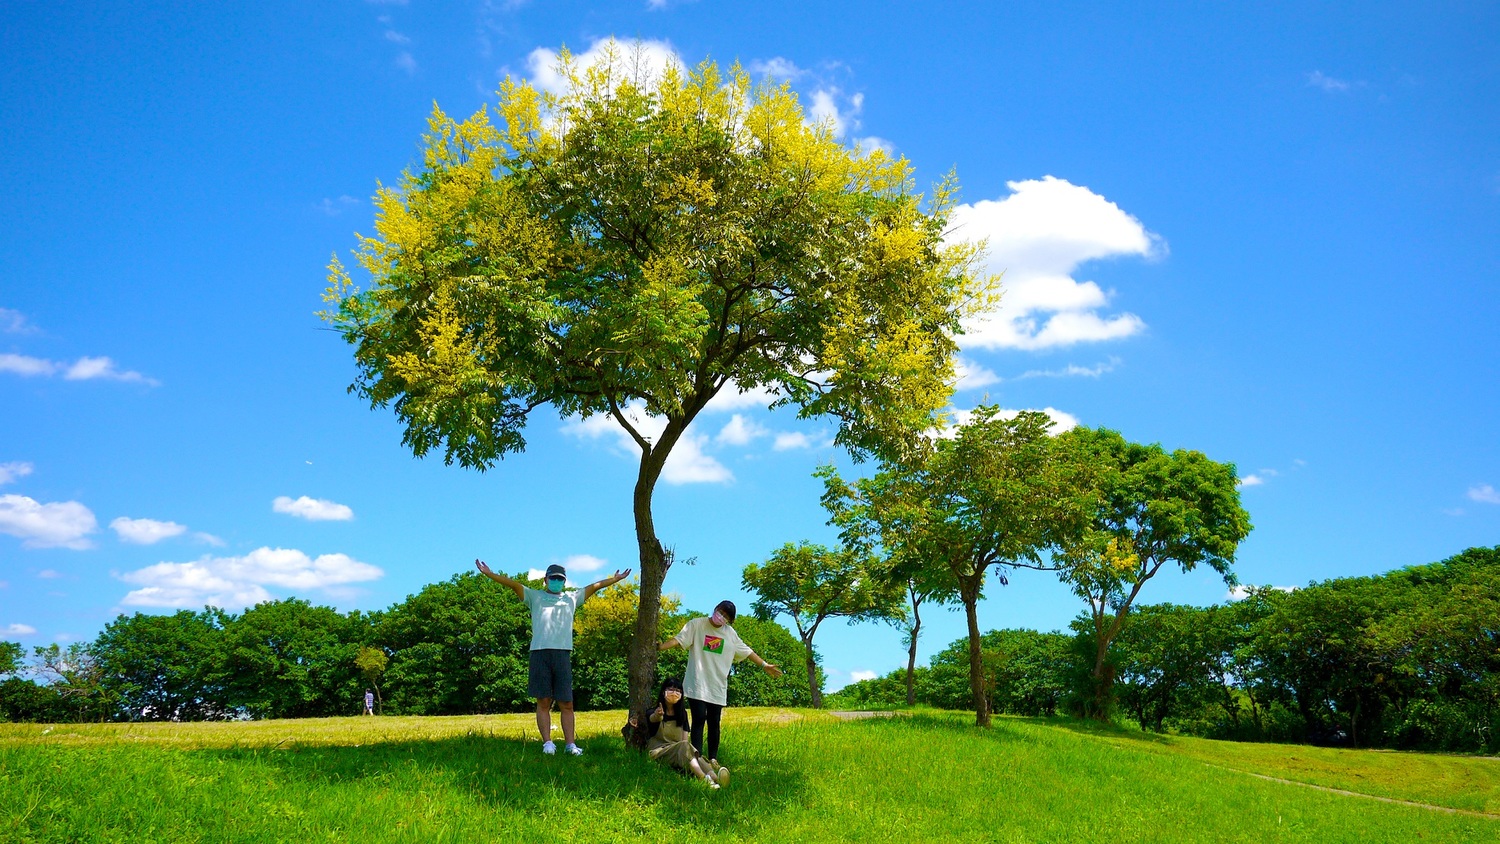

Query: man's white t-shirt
[522,587,586,651]
[675,615,753,706]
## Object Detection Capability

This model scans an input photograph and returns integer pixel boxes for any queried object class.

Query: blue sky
[2,1,1497,691]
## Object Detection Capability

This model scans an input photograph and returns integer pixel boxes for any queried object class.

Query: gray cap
[545,564,567,580]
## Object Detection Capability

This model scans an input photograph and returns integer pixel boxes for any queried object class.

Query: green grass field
[2,709,1495,843]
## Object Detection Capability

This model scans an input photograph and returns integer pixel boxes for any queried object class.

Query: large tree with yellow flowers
[322,42,993,739]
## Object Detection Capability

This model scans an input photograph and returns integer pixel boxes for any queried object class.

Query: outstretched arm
[582,569,632,602]
[658,638,682,652]
[746,649,783,678]
[474,559,525,601]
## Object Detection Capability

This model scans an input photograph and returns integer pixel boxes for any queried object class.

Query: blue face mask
[546,579,565,594]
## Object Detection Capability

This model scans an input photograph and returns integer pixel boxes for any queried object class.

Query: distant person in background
[476,558,631,756]
[659,600,782,776]
[630,676,723,788]
[363,689,375,716]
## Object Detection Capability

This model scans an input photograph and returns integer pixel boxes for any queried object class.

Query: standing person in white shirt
[658,600,782,781]
[475,558,631,756]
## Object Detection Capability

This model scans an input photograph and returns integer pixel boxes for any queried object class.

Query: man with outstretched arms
[475,559,630,756]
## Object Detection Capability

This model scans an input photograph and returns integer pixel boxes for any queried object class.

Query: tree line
[0,572,814,723]
[827,545,1500,753]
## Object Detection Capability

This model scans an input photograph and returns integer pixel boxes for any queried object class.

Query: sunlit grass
[2,710,1495,842]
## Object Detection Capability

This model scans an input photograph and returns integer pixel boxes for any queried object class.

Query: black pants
[687,697,724,760]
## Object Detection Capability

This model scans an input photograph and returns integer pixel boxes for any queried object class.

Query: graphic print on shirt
[703,634,724,654]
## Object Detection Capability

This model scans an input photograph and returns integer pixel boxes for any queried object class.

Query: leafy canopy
[322,42,993,467]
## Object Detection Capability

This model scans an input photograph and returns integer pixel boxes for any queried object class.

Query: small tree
[822,408,1093,726]
[321,42,992,741]
[355,646,389,713]
[1056,427,1251,719]
[743,541,902,708]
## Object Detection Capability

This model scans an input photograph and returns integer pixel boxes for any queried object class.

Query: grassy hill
[2,709,1495,842]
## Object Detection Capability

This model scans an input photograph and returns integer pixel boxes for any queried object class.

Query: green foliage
[742,541,902,706]
[93,609,230,721]
[725,616,816,707]
[322,46,990,470]
[822,407,1094,725]
[222,600,367,719]
[1054,426,1251,718]
[376,572,532,715]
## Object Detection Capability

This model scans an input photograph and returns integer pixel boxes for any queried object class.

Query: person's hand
[763,662,783,678]
[629,714,639,728]
[654,704,664,717]
[475,559,492,575]
[612,568,632,583]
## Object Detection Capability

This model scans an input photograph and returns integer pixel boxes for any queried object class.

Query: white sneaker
[565,743,583,756]
[542,741,557,755]
[714,764,730,786]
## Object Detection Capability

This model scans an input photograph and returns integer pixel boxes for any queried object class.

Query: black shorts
[528,648,574,702]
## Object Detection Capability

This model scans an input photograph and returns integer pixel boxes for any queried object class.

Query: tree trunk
[623,446,671,749]
[905,603,921,707]
[804,638,822,708]
[1091,635,1114,720]
[962,581,988,728]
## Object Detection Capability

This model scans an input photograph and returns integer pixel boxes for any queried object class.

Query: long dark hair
[656,677,689,731]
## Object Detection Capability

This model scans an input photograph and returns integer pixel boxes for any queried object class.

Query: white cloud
[384,30,410,44]
[0,495,96,549]
[716,414,769,446]
[1227,584,1297,601]
[0,462,34,485]
[1469,484,1500,505]
[1238,475,1265,488]
[64,356,158,384]
[272,496,354,521]
[37,569,62,579]
[772,431,815,451]
[194,532,226,547]
[525,38,683,98]
[849,669,877,683]
[1307,71,1351,93]
[118,547,384,610]
[950,177,1159,351]
[316,196,360,216]
[561,401,733,485]
[3,623,36,636]
[1,354,157,384]
[0,308,38,334]
[747,57,806,81]
[395,51,417,74]
[953,357,1002,391]
[1015,356,1121,380]
[110,517,188,545]
[705,382,781,414]
[562,554,607,573]
[0,354,58,377]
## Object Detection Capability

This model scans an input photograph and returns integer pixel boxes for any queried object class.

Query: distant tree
[222,600,365,719]
[93,609,230,721]
[376,572,532,714]
[724,616,817,708]
[321,43,991,741]
[31,642,114,722]
[743,541,902,708]
[355,646,389,713]
[1055,427,1250,719]
[822,408,1093,726]
[572,580,683,711]
[884,548,960,707]
[1110,604,1221,732]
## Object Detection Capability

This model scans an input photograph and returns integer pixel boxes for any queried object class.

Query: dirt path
[1207,764,1500,820]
